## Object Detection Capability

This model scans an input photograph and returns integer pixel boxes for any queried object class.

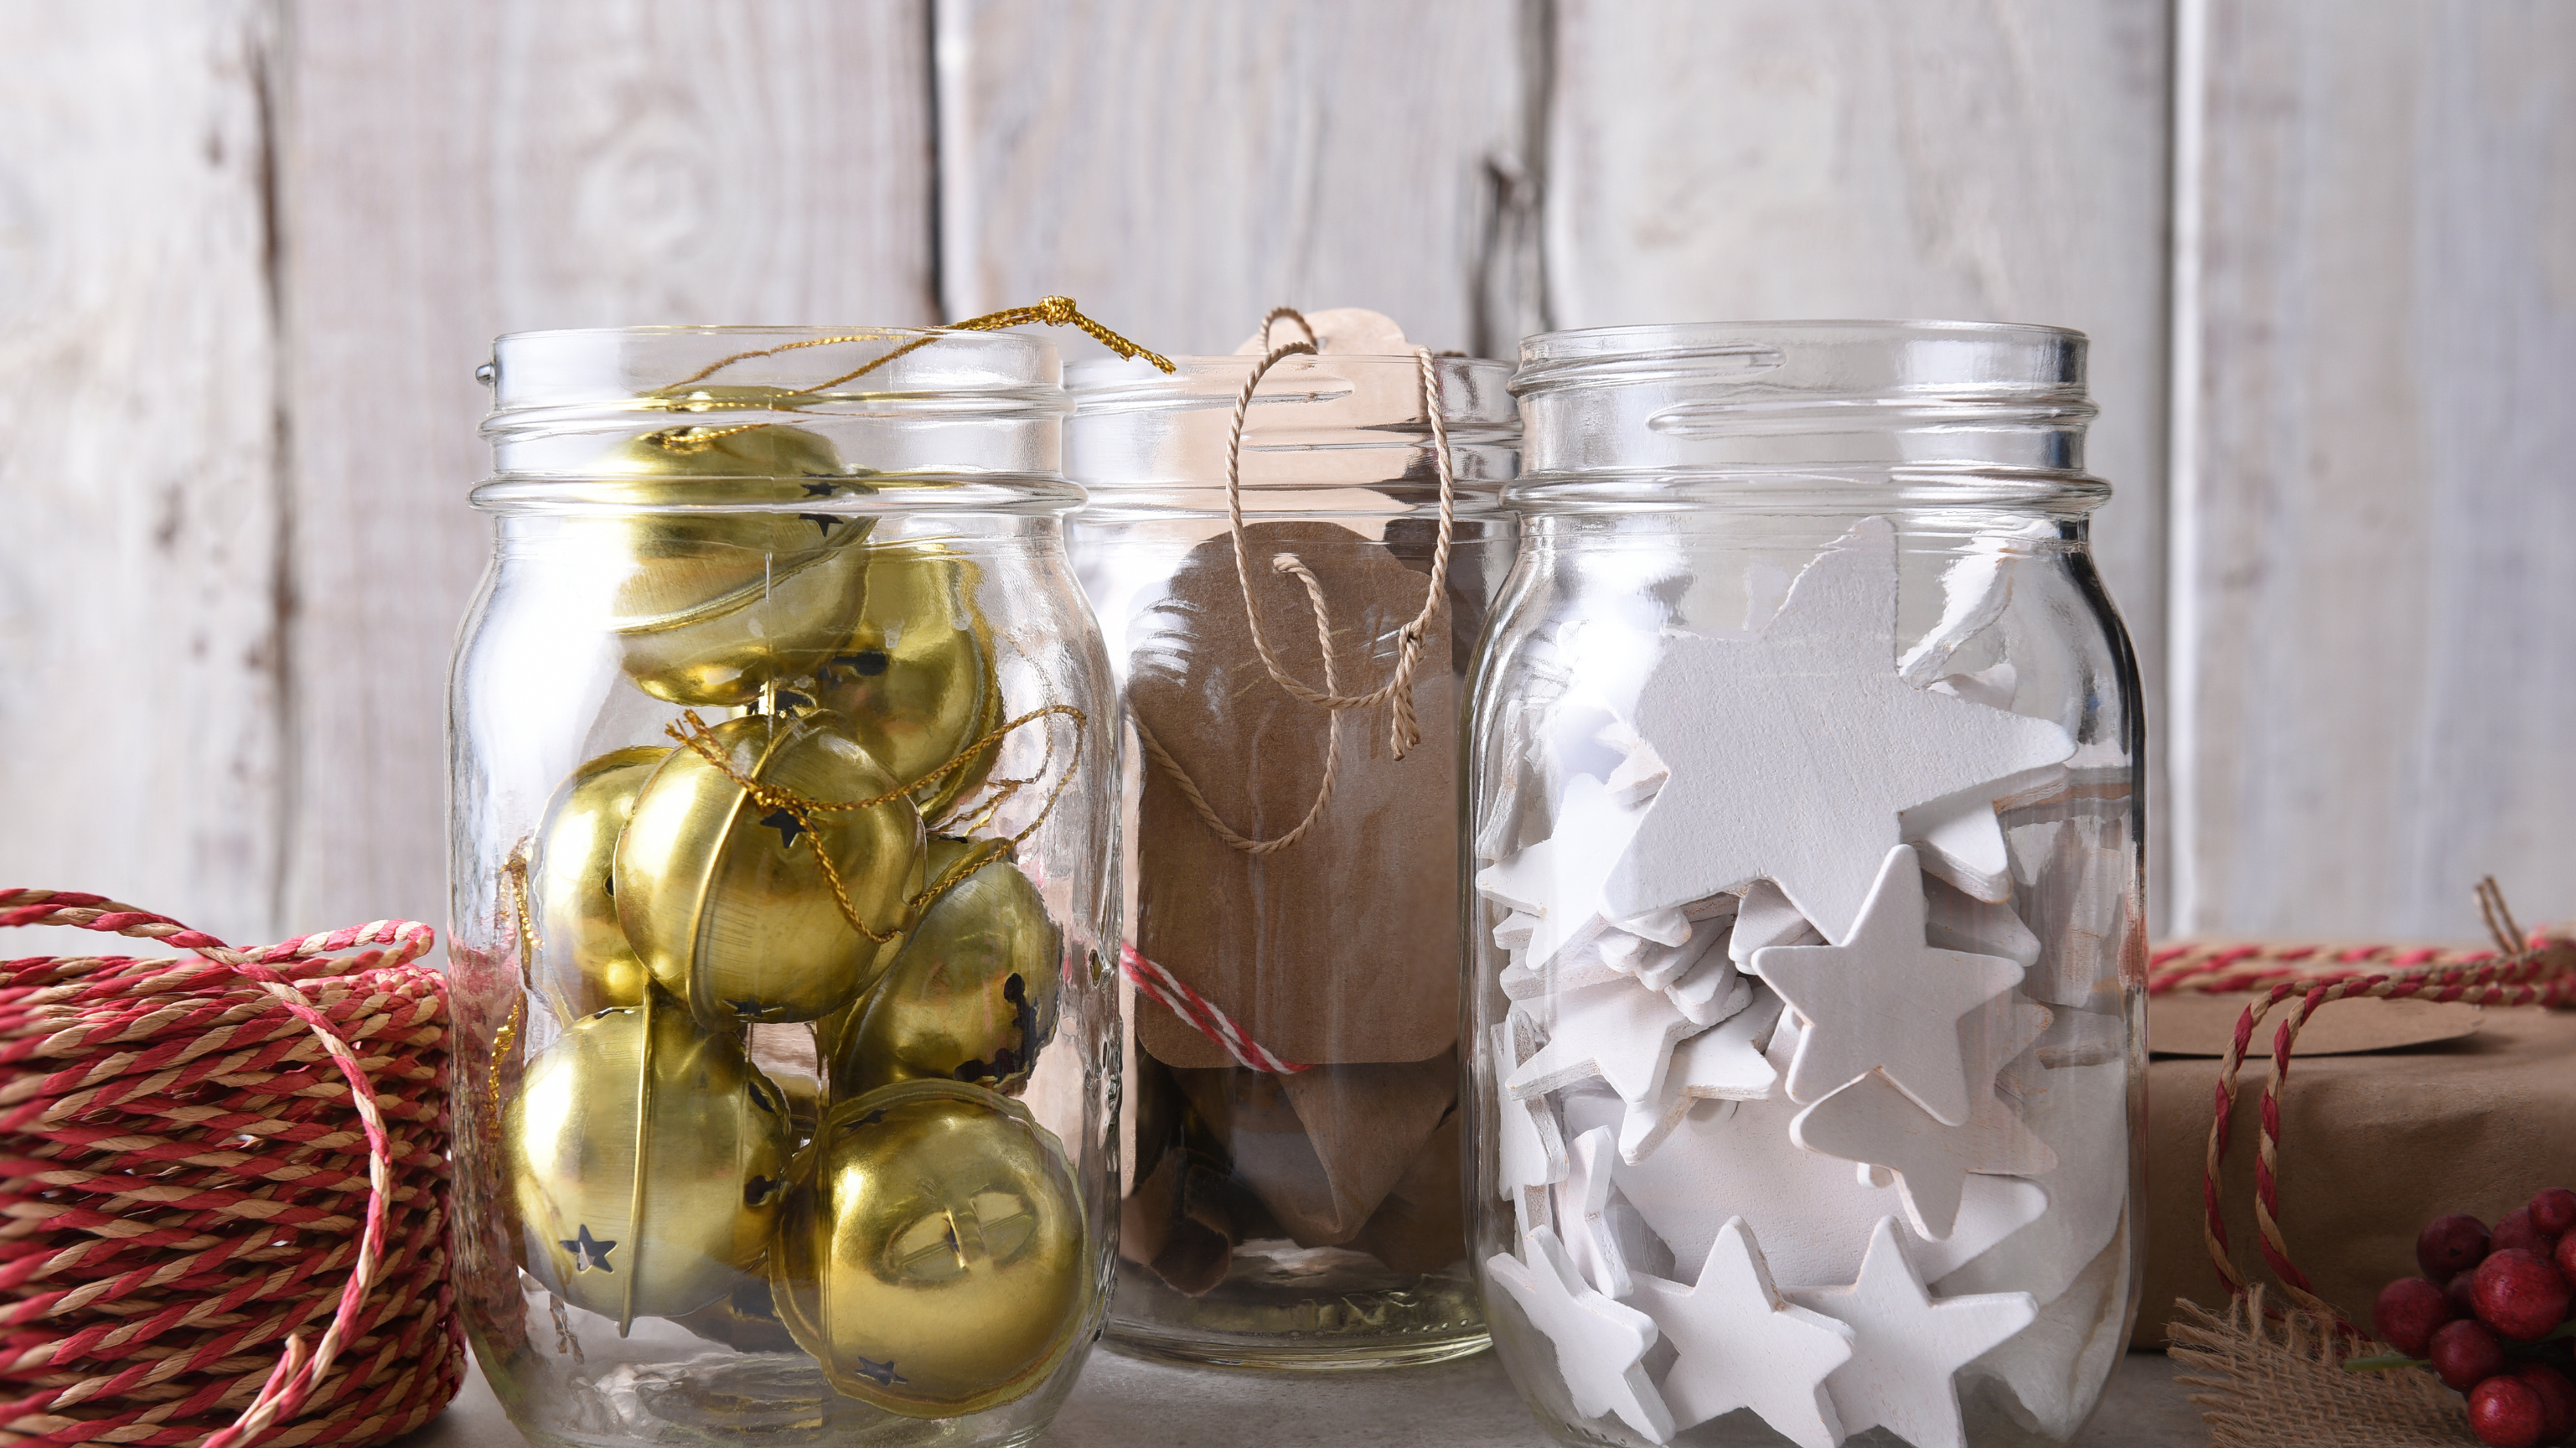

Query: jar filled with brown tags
[1067,309,1520,1368]
[449,308,1150,1448]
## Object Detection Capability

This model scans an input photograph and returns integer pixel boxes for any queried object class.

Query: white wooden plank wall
[0,4,282,948]
[0,0,2566,947]
[2170,0,2576,939]
[1546,0,2176,927]
[273,0,934,938]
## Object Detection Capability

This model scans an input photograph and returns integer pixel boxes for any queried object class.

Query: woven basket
[0,892,460,1448]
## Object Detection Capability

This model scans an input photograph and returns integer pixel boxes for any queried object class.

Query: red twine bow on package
[0,891,458,1448]
[2159,880,2576,1447]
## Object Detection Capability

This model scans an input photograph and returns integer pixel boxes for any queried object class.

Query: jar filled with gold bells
[1468,323,2143,1448]
[447,310,1141,1446]
[1067,308,1521,1368]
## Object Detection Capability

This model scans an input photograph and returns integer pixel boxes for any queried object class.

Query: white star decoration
[1627,1218,1854,1448]
[1601,516,2074,944]
[1557,1127,1636,1295]
[1478,775,1689,970]
[1505,977,1696,1115]
[1492,1015,1567,1239]
[1619,991,1780,1163]
[1487,1229,1673,1442]
[1753,845,2025,1125]
[1583,1024,2050,1285]
[1787,1218,2038,1448]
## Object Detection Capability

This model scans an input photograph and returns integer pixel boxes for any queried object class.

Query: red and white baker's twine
[1118,944,1308,1074]
[2157,883,2576,1337]
[0,890,455,1448]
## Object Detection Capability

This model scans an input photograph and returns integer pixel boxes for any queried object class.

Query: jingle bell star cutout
[1752,846,2024,1125]
[1487,1229,1674,1443]
[1601,516,2074,943]
[1628,1218,1854,1448]
[1787,1217,2037,1448]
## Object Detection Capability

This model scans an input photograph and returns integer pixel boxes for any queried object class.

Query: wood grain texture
[1545,0,2174,926]
[274,0,935,937]
[2170,0,2576,937]
[935,0,1539,357]
[0,3,284,944]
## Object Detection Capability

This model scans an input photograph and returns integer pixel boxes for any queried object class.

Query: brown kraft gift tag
[1129,519,1458,1068]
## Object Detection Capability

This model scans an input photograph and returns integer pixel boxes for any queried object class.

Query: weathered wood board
[2170,0,2576,937]
[0,3,284,947]
[934,0,1539,356]
[273,0,935,937]
[1545,0,2175,926]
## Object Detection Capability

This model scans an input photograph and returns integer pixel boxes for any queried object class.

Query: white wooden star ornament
[1479,774,1689,968]
[1618,990,1780,1163]
[1504,977,1696,1115]
[1580,1025,2050,1286]
[1752,845,2025,1125]
[1601,516,2075,944]
[1557,1126,1636,1296]
[1487,1228,1673,1442]
[1627,1218,1854,1448]
[1492,1014,1566,1239]
[1787,1217,2038,1448]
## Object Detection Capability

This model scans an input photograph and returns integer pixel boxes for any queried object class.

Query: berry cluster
[2372,1188,2576,1446]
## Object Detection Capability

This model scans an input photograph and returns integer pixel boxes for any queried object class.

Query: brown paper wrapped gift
[2137,942,2576,1348]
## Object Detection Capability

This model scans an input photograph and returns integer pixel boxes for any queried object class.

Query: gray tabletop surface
[396,1348,2209,1448]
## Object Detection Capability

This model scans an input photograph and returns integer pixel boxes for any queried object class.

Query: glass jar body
[448,328,1120,1448]
[1468,323,2144,1447]
[1068,353,1518,1368]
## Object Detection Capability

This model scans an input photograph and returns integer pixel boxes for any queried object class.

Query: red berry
[2474,1376,2548,1448]
[2437,1318,2511,1391]
[2517,1366,2576,1445]
[2500,1208,2554,1257]
[2375,1275,2455,1357]
[2477,1249,2576,1341]
[2535,1189,2576,1240]
[2454,1270,2487,1318]
[2558,1229,2576,1291]
[2426,1213,2496,1280]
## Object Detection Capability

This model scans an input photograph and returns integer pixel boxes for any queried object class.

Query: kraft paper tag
[2148,992,2485,1058]
[1130,520,1459,1068]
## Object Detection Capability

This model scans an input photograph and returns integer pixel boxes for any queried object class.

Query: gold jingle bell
[505,1002,794,1325]
[525,746,665,1018]
[616,711,925,1028]
[769,1081,1089,1415]
[831,837,1062,1098]
[806,543,1002,824]
[596,402,874,707]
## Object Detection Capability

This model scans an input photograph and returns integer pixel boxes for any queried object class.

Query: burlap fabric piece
[2167,1289,2474,1447]
[1128,518,1457,1069]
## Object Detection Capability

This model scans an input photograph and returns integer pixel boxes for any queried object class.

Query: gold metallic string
[663,703,1087,944]
[642,296,1173,452]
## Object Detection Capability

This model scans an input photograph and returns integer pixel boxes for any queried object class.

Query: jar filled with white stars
[1466,323,2143,1448]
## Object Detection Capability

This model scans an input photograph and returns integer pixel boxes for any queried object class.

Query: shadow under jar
[1067,347,1521,1368]
[1466,323,2145,1447]
[448,326,1120,1448]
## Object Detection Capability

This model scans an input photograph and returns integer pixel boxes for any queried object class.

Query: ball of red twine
[0,890,459,1448]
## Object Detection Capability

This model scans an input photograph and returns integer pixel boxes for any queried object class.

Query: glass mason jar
[1064,334,1520,1368]
[448,325,1120,1448]
[1466,323,2144,1447]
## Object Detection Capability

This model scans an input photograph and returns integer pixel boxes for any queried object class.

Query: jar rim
[1513,319,2088,396]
